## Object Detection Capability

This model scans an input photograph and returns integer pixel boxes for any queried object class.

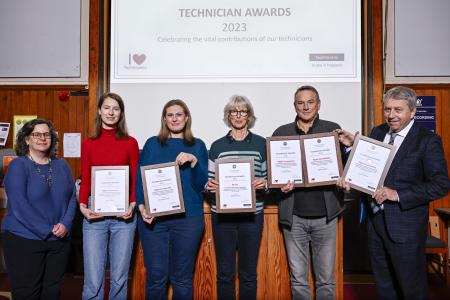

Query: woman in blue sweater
[2,118,77,300]
[136,99,208,300]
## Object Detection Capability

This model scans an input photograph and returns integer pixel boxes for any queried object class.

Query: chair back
[429,216,440,239]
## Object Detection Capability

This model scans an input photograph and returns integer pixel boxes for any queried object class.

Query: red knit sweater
[79,128,140,205]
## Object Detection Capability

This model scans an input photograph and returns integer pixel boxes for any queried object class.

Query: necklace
[28,155,52,187]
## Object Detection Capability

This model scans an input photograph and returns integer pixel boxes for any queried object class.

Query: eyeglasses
[229,110,248,117]
[30,132,51,140]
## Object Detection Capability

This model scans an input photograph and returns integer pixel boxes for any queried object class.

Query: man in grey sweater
[272,85,345,300]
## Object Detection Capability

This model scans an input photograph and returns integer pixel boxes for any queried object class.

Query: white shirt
[382,120,414,153]
[380,119,415,204]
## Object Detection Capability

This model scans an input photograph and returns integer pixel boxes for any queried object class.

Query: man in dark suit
[338,86,450,299]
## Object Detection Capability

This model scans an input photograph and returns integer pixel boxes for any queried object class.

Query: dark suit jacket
[369,123,450,243]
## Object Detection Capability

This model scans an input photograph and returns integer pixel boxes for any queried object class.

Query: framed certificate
[0,122,10,146]
[301,132,343,187]
[215,157,256,213]
[266,136,304,188]
[342,135,395,195]
[91,166,129,216]
[140,162,185,217]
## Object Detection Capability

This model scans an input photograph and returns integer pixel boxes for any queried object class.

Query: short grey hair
[294,85,320,102]
[383,86,417,110]
[223,95,257,129]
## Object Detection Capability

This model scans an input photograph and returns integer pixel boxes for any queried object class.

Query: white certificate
[141,162,185,217]
[343,135,395,195]
[266,137,304,188]
[215,158,255,213]
[91,166,129,216]
[302,132,342,186]
[0,122,10,146]
[63,133,81,158]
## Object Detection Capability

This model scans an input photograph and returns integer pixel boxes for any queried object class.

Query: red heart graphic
[133,54,146,65]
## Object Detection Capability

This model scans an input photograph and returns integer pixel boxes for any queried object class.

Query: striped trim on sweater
[208,131,267,213]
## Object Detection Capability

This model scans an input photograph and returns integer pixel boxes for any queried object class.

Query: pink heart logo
[133,54,146,65]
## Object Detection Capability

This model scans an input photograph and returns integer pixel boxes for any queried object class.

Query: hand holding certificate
[267,132,343,188]
[215,158,256,213]
[342,135,395,195]
[140,162,185,217]
[91,166,129,216]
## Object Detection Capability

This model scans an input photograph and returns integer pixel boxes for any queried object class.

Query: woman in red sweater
[78,92,139,300]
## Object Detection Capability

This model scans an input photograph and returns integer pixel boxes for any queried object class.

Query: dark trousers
[138,215,205,300]
[368,213,428,300]
[2,231,70,300]
[211,212,264,300]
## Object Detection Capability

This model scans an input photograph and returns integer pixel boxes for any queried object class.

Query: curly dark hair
[15,118,59,158]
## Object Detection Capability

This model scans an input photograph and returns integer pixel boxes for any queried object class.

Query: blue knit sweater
[2,156,77,240]
[135,137,208,217]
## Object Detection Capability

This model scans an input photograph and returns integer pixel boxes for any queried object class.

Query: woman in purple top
[2,118,77,300]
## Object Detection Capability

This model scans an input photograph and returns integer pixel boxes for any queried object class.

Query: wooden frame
[0,122,10,146]
[140,162,185,217]
[342,135,395,195]
[215,157,256,213]
[266,136,304,188]
[91,165,129,216]
[301,132,343,187]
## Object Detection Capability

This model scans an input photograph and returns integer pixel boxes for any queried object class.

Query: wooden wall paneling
[88,0,102,136]
[41,90,53,121]
[130,207,343,300]
[259,209,291,300]
[58,92,69,147]
[370,0,385,127]
[362,0,370,133]
[0,92,12,129]
[0,86,89,179]
[336,218,343,299]
[440,88,450,210]
[66,92,76,176]
[193,214,216,300]
[255,212,269,299]
[431,87,450,244]
[129,240,146,300]
[0,91,10,148]
[70,94,88,178]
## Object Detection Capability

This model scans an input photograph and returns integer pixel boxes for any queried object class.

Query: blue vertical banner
[415,96,436,132]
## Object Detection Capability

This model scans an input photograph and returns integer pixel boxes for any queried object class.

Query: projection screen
[110,0,362,148]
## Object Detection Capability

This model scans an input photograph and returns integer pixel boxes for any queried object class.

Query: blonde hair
[223,95,257,129]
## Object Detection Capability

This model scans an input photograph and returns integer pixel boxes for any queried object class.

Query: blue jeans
[211,212,264,300]
[82,215,137,300]
[283,216,337,300]
[138,215,205,300]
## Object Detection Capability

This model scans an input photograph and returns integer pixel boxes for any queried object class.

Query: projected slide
[111,0,360,83]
